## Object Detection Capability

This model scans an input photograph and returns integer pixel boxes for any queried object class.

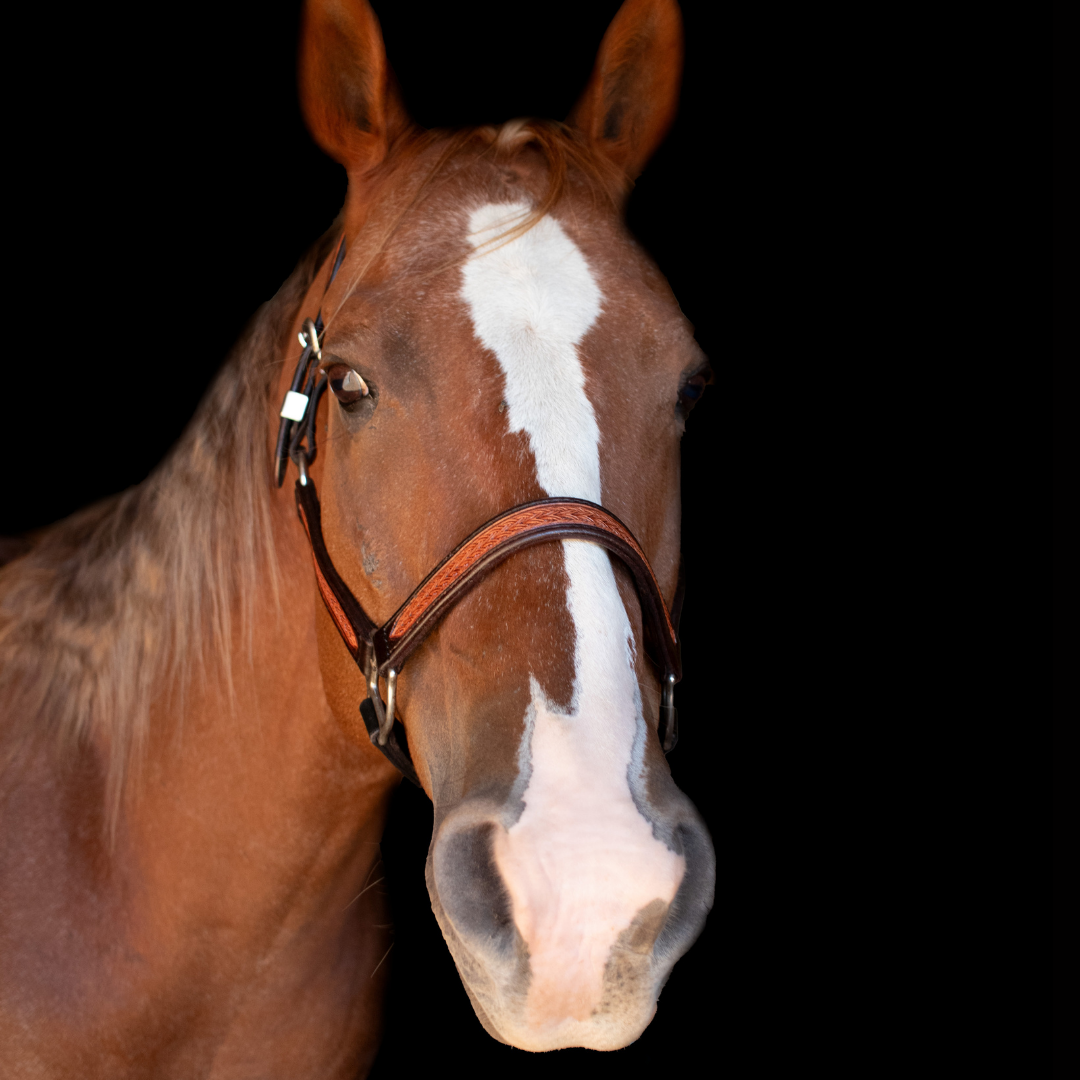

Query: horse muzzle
[426,790,714,1051]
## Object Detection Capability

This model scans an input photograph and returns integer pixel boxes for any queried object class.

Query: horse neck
[0,472,396,1060]
[115,227,397,869]
[116,475,396,931]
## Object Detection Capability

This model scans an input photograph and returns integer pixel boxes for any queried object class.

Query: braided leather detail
[388,502,676,646]
[311,553,358,653]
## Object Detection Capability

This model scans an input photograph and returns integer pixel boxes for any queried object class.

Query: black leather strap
[295,478,378,666]
[275,234,347,486]
[359,699,421,787]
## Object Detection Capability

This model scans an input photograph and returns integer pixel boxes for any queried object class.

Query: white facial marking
[461,204,685,1045]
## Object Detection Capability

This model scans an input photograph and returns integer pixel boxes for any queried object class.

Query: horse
[0,0,715,1074]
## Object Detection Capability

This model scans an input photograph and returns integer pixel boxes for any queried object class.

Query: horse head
[280,0,715,1052]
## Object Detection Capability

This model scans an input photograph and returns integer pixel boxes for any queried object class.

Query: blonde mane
[0,120,624,835]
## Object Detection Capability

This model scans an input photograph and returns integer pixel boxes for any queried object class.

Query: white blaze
[461,203,685,1042]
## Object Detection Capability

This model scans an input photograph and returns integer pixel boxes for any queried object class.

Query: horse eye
[679,373,708,412]
[325,363,368,406]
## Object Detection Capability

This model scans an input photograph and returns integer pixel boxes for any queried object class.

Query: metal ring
[301,317,321,363]
[367,653,387,732]
[381,670,398,746]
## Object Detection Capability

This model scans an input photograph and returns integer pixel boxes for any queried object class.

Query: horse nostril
[653,816,716,964]
[432,821,517,953]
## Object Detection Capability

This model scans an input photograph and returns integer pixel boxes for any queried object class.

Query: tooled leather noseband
[277,237,682,787]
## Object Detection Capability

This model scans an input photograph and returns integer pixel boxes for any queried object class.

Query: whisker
[343,876,385,911]
[371,943,394,978]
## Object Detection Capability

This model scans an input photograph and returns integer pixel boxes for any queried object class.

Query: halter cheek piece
[278,236,683,787]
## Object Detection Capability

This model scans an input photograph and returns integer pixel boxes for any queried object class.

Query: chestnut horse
[0,0,714,1074]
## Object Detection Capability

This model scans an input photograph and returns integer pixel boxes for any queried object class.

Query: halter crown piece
[279,236,683,787]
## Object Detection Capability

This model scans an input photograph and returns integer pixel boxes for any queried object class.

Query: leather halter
[279,237,683,786]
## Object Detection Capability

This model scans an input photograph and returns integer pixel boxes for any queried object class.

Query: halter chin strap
[280,236,683,786]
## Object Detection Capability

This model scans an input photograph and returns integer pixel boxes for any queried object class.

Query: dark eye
[678,369,711,413]
[324,362,368,406]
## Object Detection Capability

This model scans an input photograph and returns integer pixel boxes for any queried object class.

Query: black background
[6,0,888,1074]
[1052,1,1071,1074]
[3,0,1061,1073]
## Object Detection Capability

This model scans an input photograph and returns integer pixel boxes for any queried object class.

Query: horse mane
[0,222,341,830]
[0,120,623,836]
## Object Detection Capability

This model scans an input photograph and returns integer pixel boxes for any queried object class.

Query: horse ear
[567,0,683,180]
[298,0,411,175]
